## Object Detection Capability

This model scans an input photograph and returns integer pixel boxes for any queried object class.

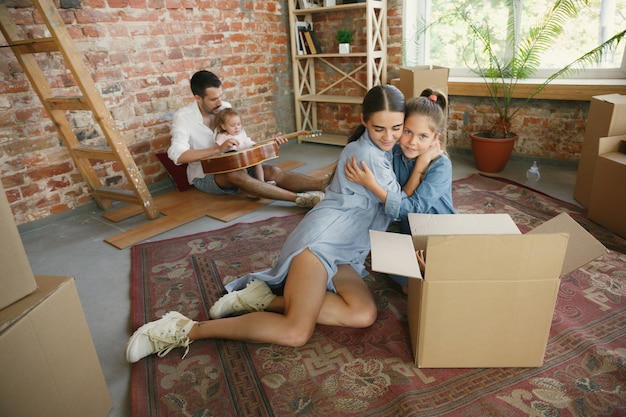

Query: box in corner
[574,93,626,207]
[370,213,606,368]
[588,134,626,238]
[0,182,37,310]
[0,275,112,417]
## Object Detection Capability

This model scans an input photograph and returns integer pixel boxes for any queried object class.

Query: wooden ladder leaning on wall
[0,0,160,220]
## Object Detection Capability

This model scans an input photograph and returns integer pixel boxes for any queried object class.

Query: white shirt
[167,100,232,184]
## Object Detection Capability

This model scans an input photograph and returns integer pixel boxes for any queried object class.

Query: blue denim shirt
[387,144,456,234]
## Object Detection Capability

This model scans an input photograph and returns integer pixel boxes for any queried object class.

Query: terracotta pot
[470,132,518,173]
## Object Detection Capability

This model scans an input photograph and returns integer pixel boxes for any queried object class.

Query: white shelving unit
[288,0,387,145]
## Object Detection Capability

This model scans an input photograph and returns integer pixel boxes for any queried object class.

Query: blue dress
[225,131,400,293]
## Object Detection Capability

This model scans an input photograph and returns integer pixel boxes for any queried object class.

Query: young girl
[345,89,455,293]
[215,108,265,183]
[126,85,406,363]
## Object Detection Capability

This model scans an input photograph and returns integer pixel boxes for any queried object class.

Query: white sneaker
[295,191,325,208]
[209,279,276,319]
[126,311,196,363]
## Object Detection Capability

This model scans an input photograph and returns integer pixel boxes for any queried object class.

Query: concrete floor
[18,141,580,417]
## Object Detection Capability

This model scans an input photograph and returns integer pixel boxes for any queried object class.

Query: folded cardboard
[0,182,37,310]
[588,135,626,238]
[574,93,626,207]
[0,275,112,417]
[370,213,606,368]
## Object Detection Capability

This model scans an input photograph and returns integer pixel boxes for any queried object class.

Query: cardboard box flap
[408,213,520,251]
[370,230,423,279]
[424,233,569,282]
[594,93,626,105]
[528,212,607,275]
[598,134,626,154]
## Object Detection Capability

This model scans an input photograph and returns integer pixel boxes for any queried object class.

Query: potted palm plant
[423,0,626,172]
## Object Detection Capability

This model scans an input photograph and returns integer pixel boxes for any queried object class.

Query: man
[167,70,327,207]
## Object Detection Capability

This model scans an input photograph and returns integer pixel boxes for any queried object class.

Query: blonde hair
[216,108,242,133]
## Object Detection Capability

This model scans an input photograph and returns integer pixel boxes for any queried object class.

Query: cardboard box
[370,213,606,368]
[0,182,37,310]
[397,66,450,151]
[0,275,112,417]
[574,94,626,207]
[588,135,626,238]
[398,66,450,100]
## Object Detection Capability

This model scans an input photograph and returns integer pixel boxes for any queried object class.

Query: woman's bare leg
[265,264,377,328]
[188,249,328,347]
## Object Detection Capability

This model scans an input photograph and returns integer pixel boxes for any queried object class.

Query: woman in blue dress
[126,85,406,363]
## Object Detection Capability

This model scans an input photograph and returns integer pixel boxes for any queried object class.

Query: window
[404,0,626,79]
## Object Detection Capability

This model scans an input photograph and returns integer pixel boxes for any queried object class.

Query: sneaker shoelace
[148,329,193,359]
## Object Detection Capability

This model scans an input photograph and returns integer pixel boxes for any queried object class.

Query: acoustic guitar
[201,130,321,174]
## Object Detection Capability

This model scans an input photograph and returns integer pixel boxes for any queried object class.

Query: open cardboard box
[370,212,607,368]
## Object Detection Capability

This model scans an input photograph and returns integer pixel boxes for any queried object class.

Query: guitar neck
[258,130,321,144]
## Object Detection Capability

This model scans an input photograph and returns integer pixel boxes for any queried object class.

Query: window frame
[403,0,626,81]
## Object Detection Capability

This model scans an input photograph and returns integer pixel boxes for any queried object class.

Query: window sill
[449,77,626,101]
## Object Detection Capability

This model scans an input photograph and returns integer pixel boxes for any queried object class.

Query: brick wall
[0,0,585,225]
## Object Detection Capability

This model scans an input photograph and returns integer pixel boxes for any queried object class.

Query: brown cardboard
[397,66,450,151]
[398,66,450,100]
[574,94,626,207]
[0,182,37,310]
[0,275,112,417]
[588,135,626,238]
[529,212,608,274]
[370,213,606,368]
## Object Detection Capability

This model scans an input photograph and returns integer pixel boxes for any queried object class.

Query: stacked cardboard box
[370,212,606,368]
[574,94,626,207]
[391,65,450,151]
[0,184,37,309]
[394,65,450,100]
[588,135,626,238]
[0,183,111,417]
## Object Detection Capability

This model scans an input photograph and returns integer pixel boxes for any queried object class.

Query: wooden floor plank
[102,160,332,249]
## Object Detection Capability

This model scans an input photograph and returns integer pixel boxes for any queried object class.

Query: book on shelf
[298,0,322,9]
[307,30,323,54]
[297,27,323,55]
[299,28,311,54]
[304,30,317,54]
[294,21,312,55]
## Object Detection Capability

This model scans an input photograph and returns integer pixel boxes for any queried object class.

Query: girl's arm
[403,141,443,196]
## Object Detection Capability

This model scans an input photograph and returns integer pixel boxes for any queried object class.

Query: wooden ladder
[0,0,160,220]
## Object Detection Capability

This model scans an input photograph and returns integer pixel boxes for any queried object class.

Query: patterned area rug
[130,174,626,416]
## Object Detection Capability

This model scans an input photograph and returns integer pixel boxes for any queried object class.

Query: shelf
[289,0,387,147]
[298,133,348,146]
[298,94,363,104]
[296,51,385,59]
[293,2,383,15]
[296,52,368,59]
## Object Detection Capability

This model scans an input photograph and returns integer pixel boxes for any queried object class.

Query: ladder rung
[11,37,59,53]
[72,145,116,161]
[46,96,91,111]
[94,187,141,204]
